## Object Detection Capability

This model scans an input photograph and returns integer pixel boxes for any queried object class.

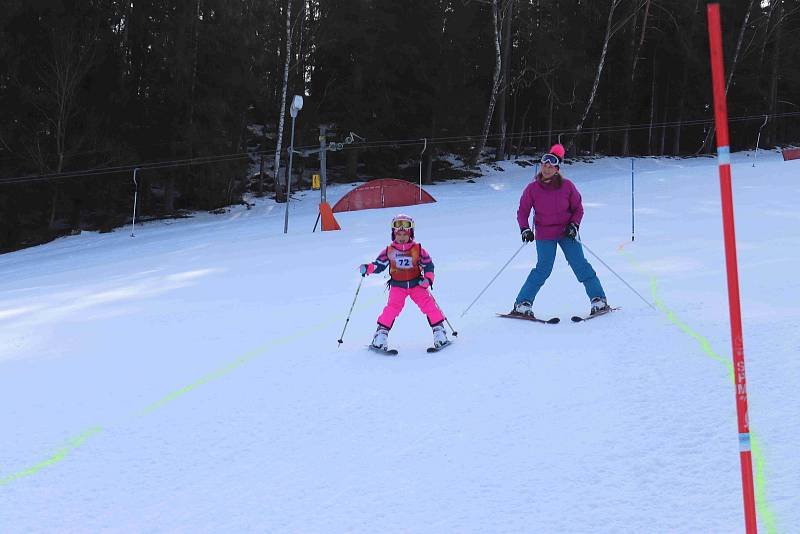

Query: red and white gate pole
[706,4,757,532]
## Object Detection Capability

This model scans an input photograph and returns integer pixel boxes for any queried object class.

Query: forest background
[1,0,798,252]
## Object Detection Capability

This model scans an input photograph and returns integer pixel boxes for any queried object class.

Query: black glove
[565,222,579,239]
[521,228,535,242]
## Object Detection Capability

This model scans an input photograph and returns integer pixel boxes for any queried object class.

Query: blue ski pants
[515,238,605,304]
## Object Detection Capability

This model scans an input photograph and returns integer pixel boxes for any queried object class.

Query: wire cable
[2,110,798,186]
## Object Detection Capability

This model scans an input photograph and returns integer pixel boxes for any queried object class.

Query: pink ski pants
[377,285,445,329]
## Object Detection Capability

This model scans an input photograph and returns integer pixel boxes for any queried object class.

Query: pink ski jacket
[516,174,584,241]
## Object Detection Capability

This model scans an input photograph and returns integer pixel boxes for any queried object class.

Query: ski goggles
[540,153,561,166]
[392,219,414,230]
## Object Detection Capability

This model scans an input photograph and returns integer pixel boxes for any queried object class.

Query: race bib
[394,254,414,269]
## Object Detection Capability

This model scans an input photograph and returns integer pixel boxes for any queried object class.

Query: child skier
[359,214,449,351]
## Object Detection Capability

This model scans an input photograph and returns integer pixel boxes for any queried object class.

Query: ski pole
[337,276,365,346]
[461,242,528,317]
[426,287,458,337]
[576,236,656,310]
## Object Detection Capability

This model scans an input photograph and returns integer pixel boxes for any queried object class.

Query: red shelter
[332,179,436,213]
[782,148,800,161]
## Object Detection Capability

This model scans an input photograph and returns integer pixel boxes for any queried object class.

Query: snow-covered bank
[1,150,796,532]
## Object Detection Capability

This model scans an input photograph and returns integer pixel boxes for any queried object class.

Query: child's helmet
[391,214,415,241]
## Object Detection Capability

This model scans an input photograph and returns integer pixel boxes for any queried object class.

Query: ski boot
[432,323,449,349]
[590,296,611,316]
[510,300,535,318]
[371,326,390,350]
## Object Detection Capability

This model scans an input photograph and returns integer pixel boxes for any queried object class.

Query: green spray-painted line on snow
[0,426,103,487]
[1,292,383,488]
[752,432,778,533]
[139,291,386,414]
[618,245,778,534]
[139,318,333,415]
[648,275,735,380]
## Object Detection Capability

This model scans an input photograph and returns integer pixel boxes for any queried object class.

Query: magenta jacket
[516,174,584,241]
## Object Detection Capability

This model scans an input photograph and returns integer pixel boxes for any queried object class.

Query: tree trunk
[767,0,783,146]
[495,0,514,161]
[423,116,436,185]
[424,147,435,185]
[648,55,656,155]
[568,0,621,153]
[48,185,59,229]
[345,0,369,180]
[190,0,201,130]
[621,0,643,156]
[757,0,779,73]
[725,0,756,94]
[164,175,176,213]
[507,89,518,158]
[469,0,502,167]
[0,188,22,251]
[274,0,293,201]
[697,0,756,153]
[44,32,93,173]
[345,79,363,181]
[631,0,650,81]
[258,152,266,196]
[673,59,689,154]
[660,83,669,155]
[515,101,531,158]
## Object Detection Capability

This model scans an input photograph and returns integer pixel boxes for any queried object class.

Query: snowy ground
[1,150,797,533]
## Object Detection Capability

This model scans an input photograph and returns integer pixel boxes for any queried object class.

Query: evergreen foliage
[1,0,798,251]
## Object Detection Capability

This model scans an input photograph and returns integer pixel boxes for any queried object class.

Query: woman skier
[359,214,449,351]
[512,143,610,318]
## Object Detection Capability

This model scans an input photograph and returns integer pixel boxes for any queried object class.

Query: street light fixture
[284,95,304,234]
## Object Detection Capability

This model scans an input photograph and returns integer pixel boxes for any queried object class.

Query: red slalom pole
[706,4,758,532]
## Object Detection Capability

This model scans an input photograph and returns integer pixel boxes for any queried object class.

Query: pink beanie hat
[548,143,565,161]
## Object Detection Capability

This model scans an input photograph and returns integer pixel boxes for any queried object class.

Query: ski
[571,307,620,323]
[368,345,399,356]
[496,313,560,324]
[427,340,453,353]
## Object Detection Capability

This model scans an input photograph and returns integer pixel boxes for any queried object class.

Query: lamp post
[284,95,303,234]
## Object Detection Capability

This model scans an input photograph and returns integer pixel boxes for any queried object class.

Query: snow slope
[1,150,797,533]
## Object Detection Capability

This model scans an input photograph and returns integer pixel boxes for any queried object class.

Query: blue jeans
[516,238,605,304]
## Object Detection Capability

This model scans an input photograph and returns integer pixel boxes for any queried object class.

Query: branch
[571,0,622,145]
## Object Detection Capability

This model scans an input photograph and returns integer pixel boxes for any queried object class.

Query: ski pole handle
[461,242,528,317]
[338,276,365,345]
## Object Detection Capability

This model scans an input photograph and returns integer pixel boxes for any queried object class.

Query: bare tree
[568,0,623,153]
[621,0,649,155]
[470,0,502,167]
[495,0,514,161]
[766,0,784,146]
[35,31,94,174]
[757,0,780,70]
[697,0,758,153]
[345,0,370,182]
[631,0,651,79]
[26,31,94,231]
[274,0,294,202]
